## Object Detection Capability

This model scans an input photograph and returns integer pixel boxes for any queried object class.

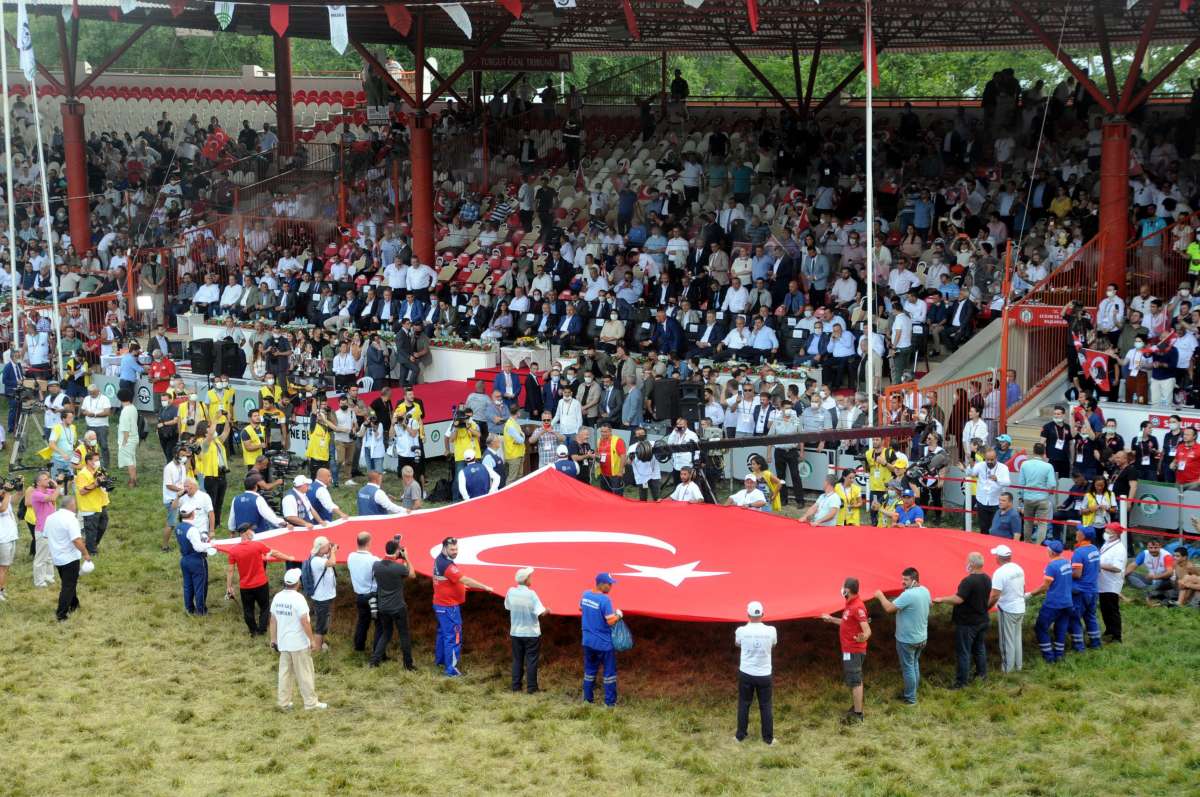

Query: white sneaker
[278,702,294,711]
[344,480,358,486]
[304,702,329,711]
[0,590,7,601]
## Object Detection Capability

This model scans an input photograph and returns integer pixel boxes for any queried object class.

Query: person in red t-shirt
[224,524,288,636]
[820,576,872,724]
[148,349,177,395]
[1174,427,1200,489]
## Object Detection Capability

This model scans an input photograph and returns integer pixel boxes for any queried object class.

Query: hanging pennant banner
[622,0,640,39]
[386,3,413,36]
[121,0,139,13]
[439,3,473,38]
[169,0,186,17]
[214,2,236,30]
[746,0,759,32]
[328,5,349,55]
[17,0,36,82]
[498,0,523,17]
[62,6,73,22]
[682,0,704,7]
[270,3,290,37]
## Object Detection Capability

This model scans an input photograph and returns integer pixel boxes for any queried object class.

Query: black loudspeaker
[680,397,702,425]
[213,340,241,378]
[168,340,185,360]
[189,339,214,375]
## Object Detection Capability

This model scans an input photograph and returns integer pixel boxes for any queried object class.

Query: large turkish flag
[214,469,1050,622]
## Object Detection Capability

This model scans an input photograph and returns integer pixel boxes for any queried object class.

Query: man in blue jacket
[1029,540,1075,663]
[1068,527,1103,651]
[580,572,623,706]
[647,308,684,355]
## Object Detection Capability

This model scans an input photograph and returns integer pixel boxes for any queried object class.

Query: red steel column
[1098,121,1131,300]
[409,115,435,264]
[273,35,295,157]
[61,100,90,252]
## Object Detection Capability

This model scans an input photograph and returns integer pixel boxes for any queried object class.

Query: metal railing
[884,371,995,465]
[1126,209,1200,301]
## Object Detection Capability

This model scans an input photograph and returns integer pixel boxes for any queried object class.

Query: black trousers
[976,503,997,535]
[203,475,228,526]
[736,671,774,743]
[55,559,81,621]
[637,479,660,501]
[1099,592,1122,641]
[774,448,802,505]
[83,509,109,555]
[511,635,541,693]
[371,607,413,667]
[354,593,375,651]
[240,583,271,635]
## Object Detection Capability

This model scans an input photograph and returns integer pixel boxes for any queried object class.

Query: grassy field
[1,417,1199,797]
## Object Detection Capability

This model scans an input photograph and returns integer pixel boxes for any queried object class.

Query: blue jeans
[953,621,988,686]
[896,640,925,703]
[582,646,618,705]
[433,604,463,675]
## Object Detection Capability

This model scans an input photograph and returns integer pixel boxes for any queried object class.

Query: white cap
[283,569,301,585]
[80,559,96,575]
[990,544,1013,557]
[189,394,199,401]
[293,475,312,487]
[746,600,764,618]
[556,444,569,456]
[515,566,534,584]
[463,449,476,461]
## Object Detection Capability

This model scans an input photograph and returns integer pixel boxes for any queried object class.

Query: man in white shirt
[988,544,1026,673]
[191,273,221,316]
[79,383,113,468]
[961,405,990,452]
[666,418,701,481]
[306,536,339,653]
[45,495,91,622]
[176,478,215,538]
[801,476,843,526]
[734,600,777,745]
[312,467,349,522]
[970,448,1010,533]
[218,274,243,316]
[890,307,914,379]
[552,385,583,436]
[346,531,381,654]
[281,475,320,529]
[721,277,750,314]
[718,316,752,359]
[1097,524,1128,643]
[270,568,326,710]
[665,466,704,503]
[1096,283,1125,343]
[888,262,921,297]
[727,475,767,509]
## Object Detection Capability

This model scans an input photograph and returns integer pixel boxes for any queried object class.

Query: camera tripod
[8,398,38,471]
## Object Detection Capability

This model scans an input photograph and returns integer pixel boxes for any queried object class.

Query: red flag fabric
[863,0,880,87]
[270,3,290,37]
[108,7,119,22]
[72,0,79,20]
[622,0,640,40]
[169,0,186,17]
[386,4,413,36]
[497,0,523,18]
[1081,349,1111,391]
[213,468,1051,622]
[746,0,759,32]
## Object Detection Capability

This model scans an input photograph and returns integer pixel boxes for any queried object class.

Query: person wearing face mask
[819,577,871,724]
[1096,283,1125,346]
[1040,404,1073,478]
[1158,415,1184,482]
[259,374,282,407]
[1072,423,1103,482]
[625,427,661,501]
[206,375,236,423]
[577,372,601,427]
[767,405,802,506]
[1123,335,1151,404]
[664,419,701,491]
[1101,421,1125,458]
[969,447,1010,533]
[598,311,626,353]
[1097,523,1128,643]
[161,444,190,553]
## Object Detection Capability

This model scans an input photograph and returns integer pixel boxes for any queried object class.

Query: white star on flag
[615,561,729,587]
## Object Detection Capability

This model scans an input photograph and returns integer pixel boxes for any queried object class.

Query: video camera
[94,467,117,492]
[902,449,949,491]
[451,404,470,428]
[1,474,24,493]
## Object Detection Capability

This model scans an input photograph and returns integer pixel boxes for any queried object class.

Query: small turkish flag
[386,4,413,36]
[746,0,759,32]
[1081,349,1111,392]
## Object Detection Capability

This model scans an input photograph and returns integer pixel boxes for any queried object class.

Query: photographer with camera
[865,437,908,523]
[371,535,416,669]
[446,405,482,502]
[305,399,337,482]
[42,380,69,442]
[194,420,231,527]
[304,536,339,653]
[358,412,387,473]
[29,472,60,588]
[75,451,111,555]
[239,408,268,468]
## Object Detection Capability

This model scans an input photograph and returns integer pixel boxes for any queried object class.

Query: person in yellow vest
[47,408,78,482]
[75,450,112,554]
[259,375,283,407]
[747,454,783,513]
[73,430,103,474]
[835,468,865,526]
[1186,238,1200,287]
[873,484,902,529]
[177,393,206,439]
[206,376,236,424]
[393,385,426,458]
[865,437,907,521]
[239,408,268,468]
[502,410,529,481]
[305,399,336,479]
[595,423,626,494]
[445,408,482,501]
[260,395,289,448]
[194,419,232,526]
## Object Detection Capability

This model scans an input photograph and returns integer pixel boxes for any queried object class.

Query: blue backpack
[300,556,328,599]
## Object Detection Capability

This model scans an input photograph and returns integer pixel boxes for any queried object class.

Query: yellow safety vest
[393,401,425,438]
[450,425,481,462]
[876,497,900,528]
[195,437,227,478]
[240,423,266,466]
[1187,241,1200,275]
[502,417,526,461]
[74,467,110,513]
[835,483,862,526]
[207,388,235,422]
[306,421,331,462]
[259,384,283,405]
[177,402,204,435]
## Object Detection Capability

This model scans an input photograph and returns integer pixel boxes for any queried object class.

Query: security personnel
[177,393,206,438]
[1028,540,1075,663]
[281,475,320,529]
[229,472,287,533]
[835,468,864,526]
[260,396,288,447]
[1068,527,1103,651]
[194,420,231,526]
[502,412,527,480]
[239,408,268,468]
[206,375,236,423]
[580,572,622,706]
[457,449,499,499]
[175,505,217,615]
[1187,237,1200,282]
[432,536,494,676]
[865,437,907,520]
[305,403,333,479]
[355,471,406,515]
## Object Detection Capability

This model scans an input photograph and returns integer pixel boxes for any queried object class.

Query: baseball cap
[463,449,476,461]
[515,566,534,584]
[283,569,301,586]
[293,475,311,487]
[901,488,915,497]
[996,434,1012,443]
[1045,540,1064,554]
[596,572,617,585]
[556,444,569,457]
[744,474,756,483]
[1081,527,1096,540]
[746,600,764,618]
[990,544,1013,557]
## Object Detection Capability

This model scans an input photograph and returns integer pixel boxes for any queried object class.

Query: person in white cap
[552,444,579,478]
[281,475,319,529]
[457,449,500,499]
[270,568,326,711]
[505,566,548,693]
[734,600,776,745]
[727,475,767,509]
[988,544,1026,673]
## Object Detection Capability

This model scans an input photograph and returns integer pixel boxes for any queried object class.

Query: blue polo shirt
[896,503,925,526]
[989,507,1022,539]
[1071,543,1101,595]
[1044,558,1075,609]
[580,589,614,651]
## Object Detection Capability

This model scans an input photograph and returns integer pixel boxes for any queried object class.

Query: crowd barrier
[1125,209,1200,302]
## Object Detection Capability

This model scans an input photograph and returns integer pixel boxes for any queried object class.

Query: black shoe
[841,710,864,725]
[404,664,417,671]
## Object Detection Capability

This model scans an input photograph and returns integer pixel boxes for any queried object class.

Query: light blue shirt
[505,584,546,638]
[892,584,931,644]
[118,352,145,382]
[1019,458,1057,505]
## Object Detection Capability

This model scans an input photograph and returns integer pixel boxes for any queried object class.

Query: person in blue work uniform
[1068,527,1103,651]
[1028,540,1075,663]
[356,471,407,516]
[229,472,288,533]
[175,506,217,615]
[432,537,495,676]
[457,449,500,499]
[553,444,579,477]
[580,572,623,706]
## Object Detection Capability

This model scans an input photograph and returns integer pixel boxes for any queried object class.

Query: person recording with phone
[370,535,416,669]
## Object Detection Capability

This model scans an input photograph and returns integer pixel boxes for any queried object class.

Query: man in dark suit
[146,325,172,358]
[645,308,684,355]
[392,319,419,386]
[946,296,977,349]
[686,310,725,359]
[794,323,831,367]
[493,363,522,410]
[550,304,583,347]
[549,249,573,292]
[596,373,624,428]
[460,296,492,339]
[541,366,563,416]
[365,334,390,385]
[523,369,544,417]
[768,245,795,306]
[355,287,383,331]
[648,276,676,309]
